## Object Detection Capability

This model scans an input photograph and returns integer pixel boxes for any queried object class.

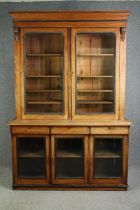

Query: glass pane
[55,137,84,178]
[17,137,46,178]
[94,137,122,178]
[25,33,64,114]
[76,33,116,114]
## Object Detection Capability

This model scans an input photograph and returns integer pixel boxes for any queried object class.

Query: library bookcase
[9,11,131,190]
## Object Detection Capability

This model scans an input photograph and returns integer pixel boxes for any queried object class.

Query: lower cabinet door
[13,135,50,185]
[90,135,128,187]
[51,135,88,185]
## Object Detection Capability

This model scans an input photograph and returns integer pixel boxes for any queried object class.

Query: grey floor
[0,166,139,210]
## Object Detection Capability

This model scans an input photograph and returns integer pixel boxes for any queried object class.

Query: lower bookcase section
[11,125,129,190]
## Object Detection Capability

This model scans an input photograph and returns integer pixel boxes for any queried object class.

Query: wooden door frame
[71,27,120,120]
[89,134,128,186]
[12,134,50,185]
[51,134,88,185]
[19,27,69,120]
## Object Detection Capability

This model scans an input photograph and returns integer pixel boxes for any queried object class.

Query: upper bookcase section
[10,11,131,28]
[10,11,131,120]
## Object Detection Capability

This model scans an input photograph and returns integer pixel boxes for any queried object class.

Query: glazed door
[20,28,69,120]
[71,28,120,120]
[13,135,50,185]
[90,135,128,186]
[51,135,88,185]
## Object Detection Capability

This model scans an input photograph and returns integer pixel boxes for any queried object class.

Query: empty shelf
[18,151,44,158]
[27,53,63,57]
[27,101,62,105]
[26,89,62,93]
[77,89,113,93]
[26,75,62,78]
[95,150,121,158]
[77,100,113,105]
[77,75,113,78]
[77,53,114,57]
[56,150,82,158]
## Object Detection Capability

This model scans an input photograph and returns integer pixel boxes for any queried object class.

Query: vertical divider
[14,28,22,119]
[122,136,128,184]
[51,135,55,184]
[68,28,72,119]
[89,135,94,183]
[46,134,50,183]
[84,135,89,184]
[12,135,18,185]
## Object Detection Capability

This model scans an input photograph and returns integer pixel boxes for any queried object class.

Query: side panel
[14,28,22,119]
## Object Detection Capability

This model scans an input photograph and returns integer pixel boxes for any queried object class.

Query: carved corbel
[120,27,126,41]
[14,27,20,42]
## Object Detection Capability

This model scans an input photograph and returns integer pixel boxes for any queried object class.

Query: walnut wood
[71,27,120,120]
[13,185,127,191]
[20,27,69,120]
[9,10,131,190]
[91,127,129,134]
[51,135,88,185]
[14,27,21,119]
[120,27,127,41]
[11,126,49,134]
[51,127,90,134]
[119,33,127,119]
[13,135,50,185]
[9,120,132,126]
[10,11,131,21]
[14,21,128,28]
[89,135,129,186]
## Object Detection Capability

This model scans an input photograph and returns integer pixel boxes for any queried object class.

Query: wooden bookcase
[9,11,131,190]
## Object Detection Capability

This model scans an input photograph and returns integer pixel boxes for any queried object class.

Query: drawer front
[91,127,129,134]
[51,126,90,134]
[11,126,49,134]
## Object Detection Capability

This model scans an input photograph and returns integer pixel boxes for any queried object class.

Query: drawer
[91,126,129,135]
[11,126,49,134]
[51,126,90,134]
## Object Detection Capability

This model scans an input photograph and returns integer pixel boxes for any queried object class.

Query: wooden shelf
[55,173,83,179]
[56,149,82,158]
[95,150,121,158]
[27,101,62,105]
[77,76,113,78]
[26,89,62,93]
[27,53,63,57]
[94,173,120,178]
[77,53,114,57]
[18,151,44,158]
[77,89,113,93]
[26,75,62,78]
[77,100,113,105]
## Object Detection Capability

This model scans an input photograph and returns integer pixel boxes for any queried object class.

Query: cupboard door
[51,135,88,185]
[72,28,120,120]
[13,136,50,185]
[20,28,69,120]
[90,135,128,186]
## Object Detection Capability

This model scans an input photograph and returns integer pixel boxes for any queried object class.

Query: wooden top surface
[10,10,131,22]
[8,119,132,126]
